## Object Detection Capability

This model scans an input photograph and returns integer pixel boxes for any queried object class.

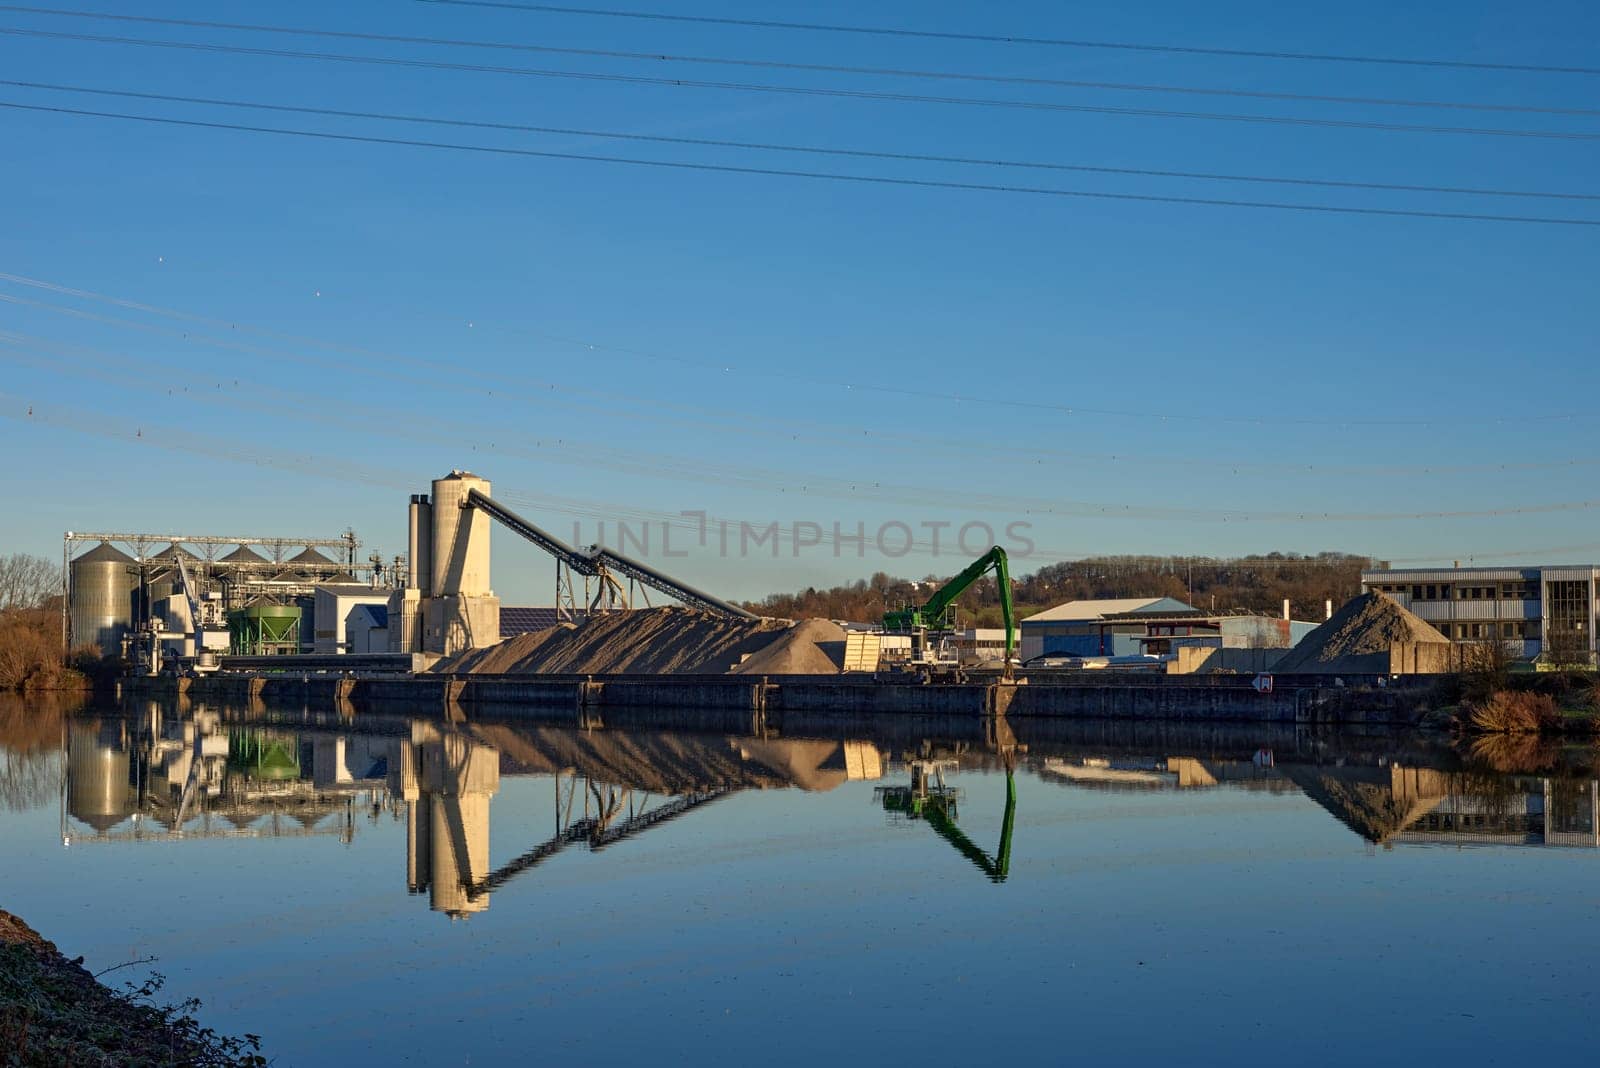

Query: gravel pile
[435,606,845,675]
[1273,591,1448,674]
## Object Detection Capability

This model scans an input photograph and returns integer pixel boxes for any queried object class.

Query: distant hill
[746,552,1371,627]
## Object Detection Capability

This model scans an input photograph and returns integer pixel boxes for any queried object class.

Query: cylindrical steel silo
[68,541,135,654]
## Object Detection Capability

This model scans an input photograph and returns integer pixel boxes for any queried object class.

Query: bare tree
[0,553,61,611]
[1543,625,1593,671]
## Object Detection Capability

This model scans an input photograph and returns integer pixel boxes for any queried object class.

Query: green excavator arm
[882,545,1015,661]
[880,771,1016,883]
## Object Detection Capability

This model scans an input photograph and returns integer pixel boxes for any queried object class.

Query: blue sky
[1,0,1596,603]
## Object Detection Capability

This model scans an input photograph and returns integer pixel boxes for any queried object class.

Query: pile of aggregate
[435,606,845,675]
[1272,591,1448,674]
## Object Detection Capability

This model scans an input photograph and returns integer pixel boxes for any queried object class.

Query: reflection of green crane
[882,546,1015,669]
[878,763,1017,883]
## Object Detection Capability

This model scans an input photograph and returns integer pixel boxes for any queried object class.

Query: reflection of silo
[430,793,491,915]
[230,730,302,780]
[67,720,133,833]
[421,734,499,916]
[68,542,135,654]
[430,471,491,597]
[407,796,432,893]
[389,738,431,893]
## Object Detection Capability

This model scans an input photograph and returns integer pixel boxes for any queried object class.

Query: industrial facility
[1362,564,1598,662]
[65,468,765,674]
[64,528,375,669]
[1019,596,1322,668]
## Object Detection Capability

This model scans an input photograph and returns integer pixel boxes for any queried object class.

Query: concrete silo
[423,471,499,656]
[68,541,135,654]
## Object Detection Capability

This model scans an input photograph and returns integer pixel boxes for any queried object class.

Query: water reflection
[44,700,1600,922]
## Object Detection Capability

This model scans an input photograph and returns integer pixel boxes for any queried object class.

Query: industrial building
[64,528,372,663]
[1019,597,1196,661]
[1361,564,1600,661]
[388,471,502,658]
[312,585,393,655]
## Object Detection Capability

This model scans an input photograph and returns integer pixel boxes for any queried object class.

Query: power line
[24,319,1600,479]
[416,0,1600,77]
[9,79,1596,203]
[11,364,1600,524]
[2,6,1593,117]
[10,388,1600,568]
[4,26,1599,142]
[5,100,1598,228]
[10,269,1600,437]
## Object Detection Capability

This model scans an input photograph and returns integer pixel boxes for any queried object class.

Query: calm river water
[2,696,1598,1065]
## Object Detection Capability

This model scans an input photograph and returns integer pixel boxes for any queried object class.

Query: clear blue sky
[0,0,1596,603]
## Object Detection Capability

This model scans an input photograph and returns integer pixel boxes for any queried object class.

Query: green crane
[882,545,1016,667]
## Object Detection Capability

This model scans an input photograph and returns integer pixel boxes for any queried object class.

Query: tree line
[0,553,77,691]
[746,552,1371,627]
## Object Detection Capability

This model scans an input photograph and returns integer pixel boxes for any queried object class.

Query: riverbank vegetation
[0,909,265,1066]
[0,553,116,693]
[1443,642,1600,737]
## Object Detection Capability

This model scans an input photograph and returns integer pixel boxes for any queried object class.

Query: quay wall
[122,672,1439,726]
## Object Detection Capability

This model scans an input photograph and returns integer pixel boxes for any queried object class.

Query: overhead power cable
[415,0,1600,77]
[5,100,1598,228]
[9,80,1595,203]
[9,389,1600,570]
[20,318,1600,481]
[6,268,1600,435]
[9,368,1600,524]
[3,26,1598,142]
[0,6,1592,117]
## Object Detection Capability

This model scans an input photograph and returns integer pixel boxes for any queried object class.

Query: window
[1546,579,1592,657]
[1502,622,1518,639]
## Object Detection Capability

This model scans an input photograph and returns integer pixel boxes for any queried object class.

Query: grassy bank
[0,910,265,1066]
[1440,653,1600,736]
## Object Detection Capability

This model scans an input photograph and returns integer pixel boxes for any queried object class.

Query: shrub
[1467,690,1560,733]
[1457,640,1516,704]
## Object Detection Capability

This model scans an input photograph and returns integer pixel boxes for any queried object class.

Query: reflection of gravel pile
[469,725,855,792]
[1273,592,1447,674]
[435,606,844,675]
[1279,765,1438,844]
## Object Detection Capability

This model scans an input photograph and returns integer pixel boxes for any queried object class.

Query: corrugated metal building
[1020,597,1195,661]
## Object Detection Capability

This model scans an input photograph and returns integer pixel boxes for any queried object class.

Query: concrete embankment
[123,671,1438,726]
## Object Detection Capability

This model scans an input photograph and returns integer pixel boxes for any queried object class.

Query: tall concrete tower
[390,470,501,658]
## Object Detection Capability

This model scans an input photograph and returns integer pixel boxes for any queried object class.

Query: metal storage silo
[68,541,135,654]
[288,546,335,580]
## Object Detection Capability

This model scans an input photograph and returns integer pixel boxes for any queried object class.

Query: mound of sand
[1273,592,1447,674]
[436,606,845,675]
[467,725,862,792]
